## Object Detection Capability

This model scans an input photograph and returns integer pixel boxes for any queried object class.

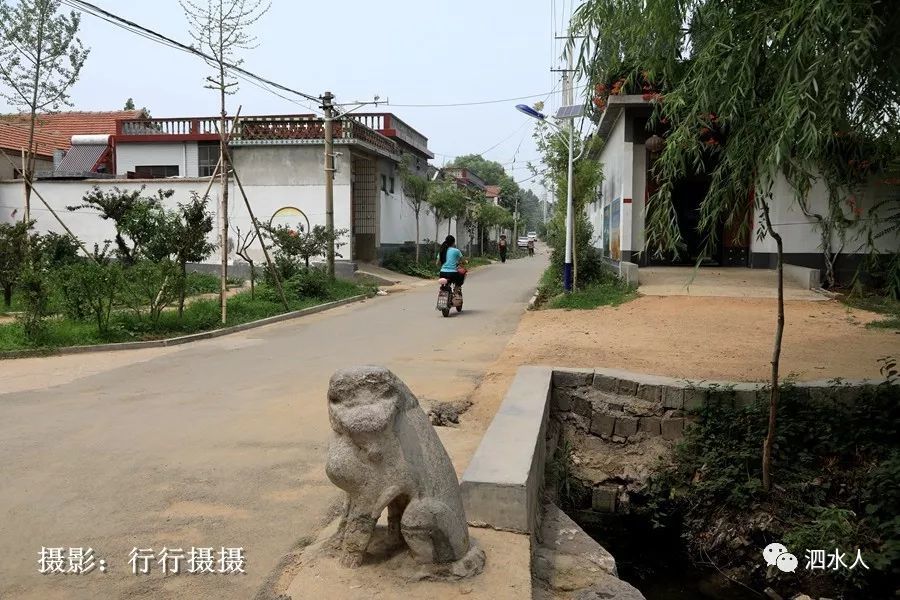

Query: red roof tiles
[0,110,143,158]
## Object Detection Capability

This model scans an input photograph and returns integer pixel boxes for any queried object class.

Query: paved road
[0,253,546,600]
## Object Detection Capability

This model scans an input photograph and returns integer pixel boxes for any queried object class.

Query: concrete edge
[555,366,894,410]
[784,263,821,289]
[460,366,553,536]
[0,295,368,360]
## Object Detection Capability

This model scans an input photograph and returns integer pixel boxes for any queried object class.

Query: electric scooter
[436,278,463,317]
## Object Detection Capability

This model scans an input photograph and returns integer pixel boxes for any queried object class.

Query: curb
[0,295,368,360]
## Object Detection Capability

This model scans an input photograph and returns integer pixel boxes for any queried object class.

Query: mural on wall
[602,204,611,258]
[610,198,621,260]
[269,206,311,236]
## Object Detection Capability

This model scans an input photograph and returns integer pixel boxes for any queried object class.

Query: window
[135,165,179,178]
[198,142,219,177]
[381,174,387,192]
[389,176,395,194]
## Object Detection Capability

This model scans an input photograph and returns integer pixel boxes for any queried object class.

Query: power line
[62,0,323,113]
[386,83,589,109]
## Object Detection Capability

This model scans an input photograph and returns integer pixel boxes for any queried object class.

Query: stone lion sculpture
[325,366,481,575]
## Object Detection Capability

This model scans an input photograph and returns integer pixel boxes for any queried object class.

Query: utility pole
[321,91,336,279]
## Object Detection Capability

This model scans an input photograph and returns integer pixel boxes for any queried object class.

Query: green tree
[0,0,89,222]
[182,0,270,323]
[167,193,216,317]
[532,120,603,288]
[400,155,430,264]
[68,186,175,265]
[0,220,34,307]
[428,181,467,247]
[123,97,135,110]
[571,0,900,490]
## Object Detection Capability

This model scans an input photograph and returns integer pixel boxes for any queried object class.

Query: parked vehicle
[527,231,537,240]
[436,277,463,317]
[517,236,530,249]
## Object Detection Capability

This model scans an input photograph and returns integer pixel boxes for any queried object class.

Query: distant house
[0,111,143,180]
[0,110,438,274]
[588,95,899,285]
[485,185,501,205]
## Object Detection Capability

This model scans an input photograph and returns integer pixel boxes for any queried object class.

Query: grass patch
[841,293,900,330]
[535,264,636,310]
[547,281,637,309]
[0,279,370,353]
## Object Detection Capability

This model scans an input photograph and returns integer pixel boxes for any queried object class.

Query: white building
[588,95,899,285]
[0,111,444,275]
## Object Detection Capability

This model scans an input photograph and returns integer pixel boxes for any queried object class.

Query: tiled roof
[485,185,501,198]
[0,110,143,158]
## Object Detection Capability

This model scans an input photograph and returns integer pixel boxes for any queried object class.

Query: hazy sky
[2,0,583,195]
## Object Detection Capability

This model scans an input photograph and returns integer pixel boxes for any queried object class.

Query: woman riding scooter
[438,235,466,287]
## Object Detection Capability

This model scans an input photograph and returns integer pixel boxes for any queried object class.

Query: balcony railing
[349,113,432,158]
[115,115,402,159]
[230,115,400,158]
[116,117,230,138]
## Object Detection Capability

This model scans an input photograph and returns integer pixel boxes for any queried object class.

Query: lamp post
[516,103,578,292]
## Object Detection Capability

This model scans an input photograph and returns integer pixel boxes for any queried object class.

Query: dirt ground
[497,296,896,383]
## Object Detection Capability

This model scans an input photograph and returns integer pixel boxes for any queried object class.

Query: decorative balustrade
[116,117,226,139]
[115,115,401,158]
[350,113,431,157]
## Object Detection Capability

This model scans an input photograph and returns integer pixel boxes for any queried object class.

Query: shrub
[55,261,122,333]
[382,251,436,278]
[284,267,331,300]
[184,271,220,295]
[121,260,179,325]
[17,266,50,343]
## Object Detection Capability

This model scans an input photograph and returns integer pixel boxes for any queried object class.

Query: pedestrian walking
[498,235,508,263]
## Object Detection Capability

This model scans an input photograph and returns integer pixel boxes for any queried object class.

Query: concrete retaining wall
[784,263,821,289]
[461,366,891,532]
[460,366,552,535]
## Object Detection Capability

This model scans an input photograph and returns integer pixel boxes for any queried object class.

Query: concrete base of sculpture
[281,518,526,600]
[323,365,484,576]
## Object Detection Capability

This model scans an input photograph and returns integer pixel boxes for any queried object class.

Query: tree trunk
[249,262,255,299]
[761,199,784,493]
[178,261,187,318]
[414,211,420,264]
[3,284,12,308]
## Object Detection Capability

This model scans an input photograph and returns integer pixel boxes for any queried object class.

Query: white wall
[0,179,223,258]
[750,172,899,255]
[115,142,200,177]
[590,113,628,257]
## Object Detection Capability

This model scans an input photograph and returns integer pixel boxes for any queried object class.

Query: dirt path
[462,296,896,435]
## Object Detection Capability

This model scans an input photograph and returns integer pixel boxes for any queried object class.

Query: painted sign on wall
[610,198,621,260]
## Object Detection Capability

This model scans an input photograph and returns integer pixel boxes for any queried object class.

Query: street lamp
[515,103,581,292]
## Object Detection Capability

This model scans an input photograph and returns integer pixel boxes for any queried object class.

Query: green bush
[382,251,436,279]
[17,266,50,343]
[284,267,331,300]
[54,261,122,333]
[184,271,220,295]
[642,383,900,597]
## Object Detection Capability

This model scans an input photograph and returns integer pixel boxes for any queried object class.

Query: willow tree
[0,0,89,222]
[571,0,900,490]
[182,0,269,323]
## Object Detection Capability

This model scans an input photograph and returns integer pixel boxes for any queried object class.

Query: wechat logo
[763,542,798,573]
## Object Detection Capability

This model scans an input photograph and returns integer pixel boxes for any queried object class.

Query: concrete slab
[460,366,553,534]
[638,266,826,300]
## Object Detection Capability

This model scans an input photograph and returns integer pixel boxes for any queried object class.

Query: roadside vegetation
[638,374,899,600]
[0,186,372,354]
[841,292,900,330]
